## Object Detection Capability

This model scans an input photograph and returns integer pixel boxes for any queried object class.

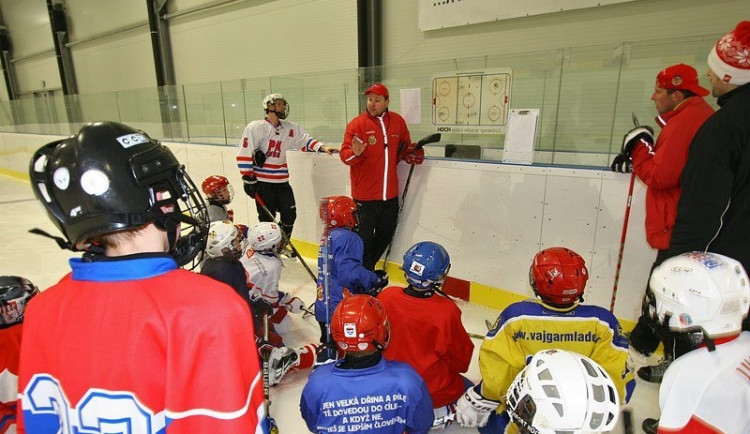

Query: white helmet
[262,93,289,119]
[205,220,244,259]
[248,222,284,253]
[648,252,750,343]
[506,349,619,434]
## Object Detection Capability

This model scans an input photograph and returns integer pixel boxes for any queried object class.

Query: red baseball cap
[364,83,389,99]
[656,64,709,97]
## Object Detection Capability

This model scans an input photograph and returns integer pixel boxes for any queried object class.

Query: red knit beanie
[708,21,750,85]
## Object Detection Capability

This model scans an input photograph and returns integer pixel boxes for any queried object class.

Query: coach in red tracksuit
[339,83,424,270]
[611,64,714,382]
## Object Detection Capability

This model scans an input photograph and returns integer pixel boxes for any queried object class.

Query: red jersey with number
[17,255,265,433]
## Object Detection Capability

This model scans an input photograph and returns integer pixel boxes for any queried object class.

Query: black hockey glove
[242,175,257,198]
[314,341,338,368]
[250,296,274,317]
[621,126,654,156]
[253,149,266,168]
[610,153,633,173]
[368,270,389,297]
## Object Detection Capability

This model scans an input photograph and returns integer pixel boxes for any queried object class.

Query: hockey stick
[610,113,640,312]
[254,193,318,284]
[468,332,486,340]
[320,197,333,345]
[261,313,279,433]
[381,133,442,270]
[622,409,634,434]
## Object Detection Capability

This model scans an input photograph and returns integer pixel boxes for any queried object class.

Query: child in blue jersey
[300,294,434,433]
[455,247,634,432]
[314,196,388,363]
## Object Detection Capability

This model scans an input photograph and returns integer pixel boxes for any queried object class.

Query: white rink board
[1,132,651,321]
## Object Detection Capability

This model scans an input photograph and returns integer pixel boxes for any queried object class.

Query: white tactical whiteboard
[432,69,512,134]
[419,0,641,31]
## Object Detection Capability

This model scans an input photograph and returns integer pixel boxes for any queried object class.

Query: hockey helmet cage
[320,195,358,229]
[402,241,451,290]
[262,93,289,119]
[201,175,233,204]
[0,276,40,327]
[331,294,390,353]
[506,349,619,434]
[205,220,244,259]
[647,252,750,342]
[530,247,588,305]
[248,221,284,253]
[29,121,209,266]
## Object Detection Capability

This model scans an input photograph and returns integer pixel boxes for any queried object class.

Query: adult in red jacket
[611,63,714,383]
[340,83,425,270]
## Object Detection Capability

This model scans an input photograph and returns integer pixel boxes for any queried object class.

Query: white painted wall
[1,132,651,322]
[168,0,359,84]
[381,0,749,65]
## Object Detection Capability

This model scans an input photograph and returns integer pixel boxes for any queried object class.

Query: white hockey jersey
[239,248,282,306]
[658,331,750,433]
[236,118,322,183]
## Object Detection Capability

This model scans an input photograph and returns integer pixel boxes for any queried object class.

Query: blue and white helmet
[402,241,451,290]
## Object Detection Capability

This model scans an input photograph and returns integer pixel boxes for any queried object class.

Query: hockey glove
[621,126,654,156]
[250,296,274,317]
[242,175,257,198]
[279,293,305,314]
[368,269,389,296]
[455,385,500,428]
[610,152,633,173]
[253,149,266,168]
[401,143,425,165]
[255,337,275,358]
[314,341,338,368]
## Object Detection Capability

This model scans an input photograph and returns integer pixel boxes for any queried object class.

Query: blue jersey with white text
[300,358,434,433]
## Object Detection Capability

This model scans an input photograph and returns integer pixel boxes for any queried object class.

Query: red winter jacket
[631,97,714,250]
[340,110,412,201]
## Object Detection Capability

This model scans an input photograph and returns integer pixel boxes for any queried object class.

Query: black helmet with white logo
[29,121,209,266]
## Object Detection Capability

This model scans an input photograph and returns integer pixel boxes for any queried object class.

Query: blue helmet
[402,241,451,290]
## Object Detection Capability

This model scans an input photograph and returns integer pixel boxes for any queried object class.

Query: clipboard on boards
[502,109,539,165]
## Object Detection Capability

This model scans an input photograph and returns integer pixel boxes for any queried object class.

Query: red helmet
[330,295,389,352]
[201,175,233,203]
[529,247,588,305]
[320,195,357,229]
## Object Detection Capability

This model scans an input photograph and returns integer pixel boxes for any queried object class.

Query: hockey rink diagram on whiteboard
[432,68,512,134]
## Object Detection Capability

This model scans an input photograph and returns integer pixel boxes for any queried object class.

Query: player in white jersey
[240,221,318,381]
[237,93,337,252]
[642,251,750,434]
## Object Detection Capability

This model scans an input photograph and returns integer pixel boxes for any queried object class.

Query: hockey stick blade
[416,133,441,150]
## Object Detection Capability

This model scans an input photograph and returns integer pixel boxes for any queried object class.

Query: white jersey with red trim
[658,331,750,434]
[236,118,322,183]
[240,248,282,306]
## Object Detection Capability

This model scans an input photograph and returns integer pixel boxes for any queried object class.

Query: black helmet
[29,121,209,266]
[0,276,39,327]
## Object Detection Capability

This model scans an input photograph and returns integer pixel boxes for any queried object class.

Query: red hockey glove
[401,143,425,165]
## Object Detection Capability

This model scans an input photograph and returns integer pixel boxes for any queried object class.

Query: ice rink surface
[1,174,660,433]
